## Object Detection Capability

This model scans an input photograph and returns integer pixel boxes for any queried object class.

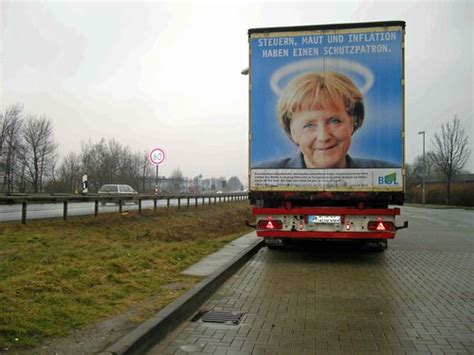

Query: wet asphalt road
[0,199,191,222]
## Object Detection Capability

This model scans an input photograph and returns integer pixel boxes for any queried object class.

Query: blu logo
[378,173,398,185]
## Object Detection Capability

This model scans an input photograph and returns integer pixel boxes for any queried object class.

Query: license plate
[308,215,341,224]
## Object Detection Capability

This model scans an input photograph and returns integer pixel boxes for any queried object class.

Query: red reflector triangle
[376,222,386,231]
[266,221,274,229]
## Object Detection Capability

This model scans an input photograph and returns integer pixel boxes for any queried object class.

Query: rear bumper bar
[257,230,396,239]
[253,207,400,216]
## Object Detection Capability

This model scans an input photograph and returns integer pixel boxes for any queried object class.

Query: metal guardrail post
[21,202,27,224]
[63,201,68,220]
[0,192,248,223]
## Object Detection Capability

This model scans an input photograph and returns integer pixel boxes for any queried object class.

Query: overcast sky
[1,0,473,183]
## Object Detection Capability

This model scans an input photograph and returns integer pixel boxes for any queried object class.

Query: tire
[373,239,388,252]
[264,237,285,249]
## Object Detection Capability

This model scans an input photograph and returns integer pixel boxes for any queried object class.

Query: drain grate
[192,310,244,325]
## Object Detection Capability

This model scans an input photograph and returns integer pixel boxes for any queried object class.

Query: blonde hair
[278,72,364,142]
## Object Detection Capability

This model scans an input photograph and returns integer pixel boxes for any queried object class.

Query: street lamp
[418,131,426,204]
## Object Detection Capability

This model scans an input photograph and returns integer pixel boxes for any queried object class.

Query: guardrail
[0,192,248,224]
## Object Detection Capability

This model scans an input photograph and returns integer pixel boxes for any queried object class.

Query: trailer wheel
[373,239,388,252]
[264,238,285,249]
[365,239,387,252]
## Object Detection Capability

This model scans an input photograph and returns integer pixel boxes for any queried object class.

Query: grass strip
[0,202,253,350]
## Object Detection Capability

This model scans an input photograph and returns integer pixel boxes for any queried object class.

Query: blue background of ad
[250,30,403,168]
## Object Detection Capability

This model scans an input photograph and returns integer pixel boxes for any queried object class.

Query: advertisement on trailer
[249,25,404,192]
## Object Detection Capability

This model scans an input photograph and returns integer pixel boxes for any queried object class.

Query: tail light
[257,217,283,230]
[367,221,395,231]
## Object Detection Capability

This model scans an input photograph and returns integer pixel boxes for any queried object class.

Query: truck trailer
[247,21,408,251]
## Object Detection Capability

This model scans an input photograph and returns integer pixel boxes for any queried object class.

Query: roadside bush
[406,182,474,206]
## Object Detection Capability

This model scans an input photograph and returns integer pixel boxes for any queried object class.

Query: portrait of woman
[255,71,397,169]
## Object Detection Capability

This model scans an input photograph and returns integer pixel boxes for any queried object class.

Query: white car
[98,184,138,194]
[98,184,138,205]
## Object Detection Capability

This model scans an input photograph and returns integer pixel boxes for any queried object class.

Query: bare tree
[20,116,58,192]
[79,139,106,191]
[116,148,142,191]
[227,176,243,191]
[103,139,122,183]
[139,151,152,193]
[169,168,184,193]
[56,152,81,192]
[80,138,116,190]
[78,139,143,191]
[0,105,24,192]
[0,105,20,156]
[430,117,471,204]
[407,152,438,186]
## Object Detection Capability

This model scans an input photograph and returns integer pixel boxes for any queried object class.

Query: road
[0,199,188,222]
[151,205,474,354]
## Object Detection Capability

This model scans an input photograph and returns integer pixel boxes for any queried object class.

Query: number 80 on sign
[149,148,165,166]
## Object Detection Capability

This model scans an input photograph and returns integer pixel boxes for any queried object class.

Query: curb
[100,235,263,355]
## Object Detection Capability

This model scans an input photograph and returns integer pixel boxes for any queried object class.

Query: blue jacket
[255,153,397,169]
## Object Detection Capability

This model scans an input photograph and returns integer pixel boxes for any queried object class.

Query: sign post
[148,148,165,194]
[81,174,88,194]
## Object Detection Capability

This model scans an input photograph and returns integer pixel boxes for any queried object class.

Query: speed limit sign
[149,148,165,166]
